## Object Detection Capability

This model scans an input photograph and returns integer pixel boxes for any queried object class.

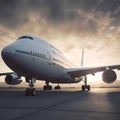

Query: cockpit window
[18,36,33,40]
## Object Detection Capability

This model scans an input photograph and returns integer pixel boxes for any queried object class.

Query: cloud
[0,0,28,28]
[0,0,120,66]
[0,0,119,28]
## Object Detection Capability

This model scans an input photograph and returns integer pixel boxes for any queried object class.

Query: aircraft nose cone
[1,45,15,64]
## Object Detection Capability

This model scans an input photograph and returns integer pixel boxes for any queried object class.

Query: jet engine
[102,69,117,83]
[5,74,22,85]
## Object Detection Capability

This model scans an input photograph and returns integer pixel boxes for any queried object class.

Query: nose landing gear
[25,77,36,96]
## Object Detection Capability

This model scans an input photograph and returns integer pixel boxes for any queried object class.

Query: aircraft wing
[67,65,120,78]
[0,72,14,76]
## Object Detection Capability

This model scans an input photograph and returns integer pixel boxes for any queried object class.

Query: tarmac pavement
[0,88,120,120]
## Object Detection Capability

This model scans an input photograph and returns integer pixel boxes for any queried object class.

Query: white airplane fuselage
[1,34,120,96]
[1,35,80,84]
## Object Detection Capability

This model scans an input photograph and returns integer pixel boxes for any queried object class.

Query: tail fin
[81,48,84,67]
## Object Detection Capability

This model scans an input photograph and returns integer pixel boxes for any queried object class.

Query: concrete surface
[0,88,120,120]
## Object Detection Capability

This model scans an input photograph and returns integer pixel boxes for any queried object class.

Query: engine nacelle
[102,69,117,83]
[5,74,22,85]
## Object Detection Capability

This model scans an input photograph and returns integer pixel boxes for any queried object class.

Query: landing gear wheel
[43,86,47,91]
[54,85,61,90]
[87,85,90,91]
[31,88,36,96]
[81,85,90,91]
[25,88,31,96]
[43,81,52,91]
[48,86,52,90]
[43,85,52,90]
[25,88,36,96]
[81,85,85,91]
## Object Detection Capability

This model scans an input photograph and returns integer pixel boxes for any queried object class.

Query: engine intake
[5,74,22,85]
[102,69,117,83]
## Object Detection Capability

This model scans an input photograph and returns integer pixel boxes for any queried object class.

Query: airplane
[0,34,120,96]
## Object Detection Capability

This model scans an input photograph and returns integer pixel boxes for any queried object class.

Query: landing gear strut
[43,81,52,90]
[25,77,36,96]
[81,76,90,91]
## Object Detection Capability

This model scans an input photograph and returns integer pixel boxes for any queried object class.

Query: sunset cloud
[0,0,120,67]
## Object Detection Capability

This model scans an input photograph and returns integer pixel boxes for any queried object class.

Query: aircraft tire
[43,86,47,90]
[81,85,85,91]
[25,88,36,96]
[87,85,90,91]
[25,88,31,96]
[43,85,52,90]
[31,88,36,96]
[48,86,52,90]
[54,86,61,90]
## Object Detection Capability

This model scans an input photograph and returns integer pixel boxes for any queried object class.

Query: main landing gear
[25,77,36,96]
[81,76,90,91]
[43,81,52,90]
[54,84,61,90]
[43,82,61,90]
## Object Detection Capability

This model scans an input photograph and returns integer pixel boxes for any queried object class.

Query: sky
[0,0,120,86]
